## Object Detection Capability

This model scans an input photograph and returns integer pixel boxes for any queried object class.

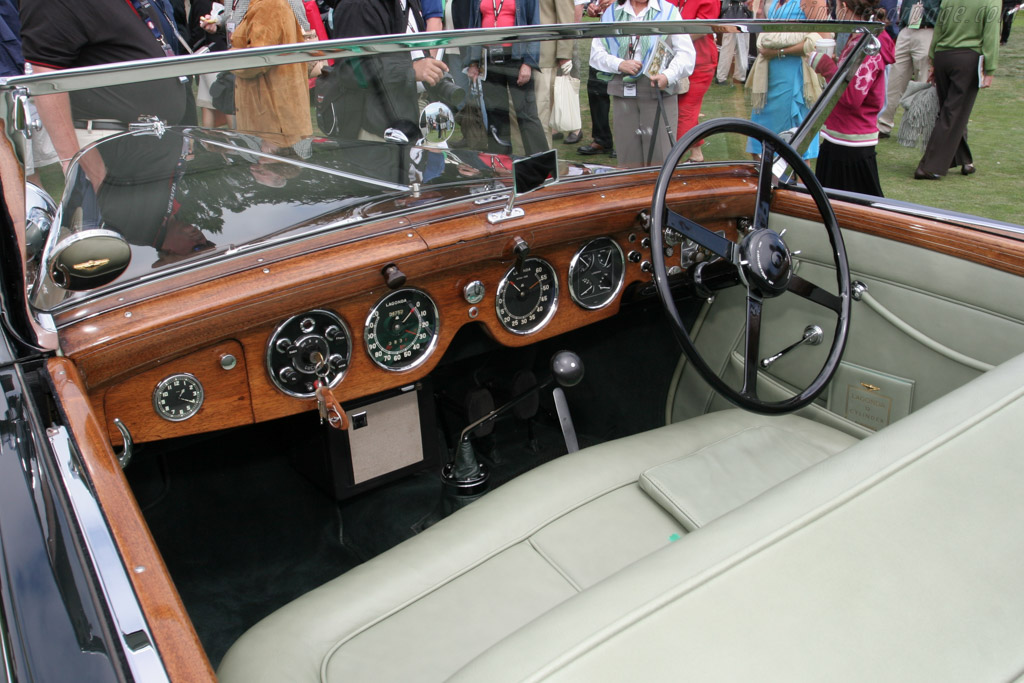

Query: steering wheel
[650,118,851,415]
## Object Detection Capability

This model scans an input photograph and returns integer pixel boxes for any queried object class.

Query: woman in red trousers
[670,0,719,161]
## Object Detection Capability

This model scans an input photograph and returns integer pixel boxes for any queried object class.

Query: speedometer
[495,257,558,335]
[364,288,439,371]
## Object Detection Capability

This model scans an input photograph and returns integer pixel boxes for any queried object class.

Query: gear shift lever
[440,351,585,497]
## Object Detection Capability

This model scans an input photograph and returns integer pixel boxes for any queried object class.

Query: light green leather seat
[218,412,856,683]
[220,352,1024,681]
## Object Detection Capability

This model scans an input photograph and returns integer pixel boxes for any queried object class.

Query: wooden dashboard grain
[48,358,216,683]
[103,340,253,444]
[774,190,1024,277]
[53,170,758,443]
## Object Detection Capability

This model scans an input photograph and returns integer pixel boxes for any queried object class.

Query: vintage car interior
[4,20,1024,682]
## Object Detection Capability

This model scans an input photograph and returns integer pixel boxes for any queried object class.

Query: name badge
[623,82,637,97]
[227,21,236,34]
[908,2,923,28]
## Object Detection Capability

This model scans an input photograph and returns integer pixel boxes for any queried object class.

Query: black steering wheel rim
[650,118,851,414]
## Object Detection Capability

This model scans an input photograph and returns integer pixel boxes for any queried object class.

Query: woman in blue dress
[745,0,826,157]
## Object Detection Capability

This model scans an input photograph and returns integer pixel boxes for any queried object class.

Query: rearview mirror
[47,229,131,291]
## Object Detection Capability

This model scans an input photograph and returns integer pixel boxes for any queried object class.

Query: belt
[488,46,515,64]
[73,119,129,132]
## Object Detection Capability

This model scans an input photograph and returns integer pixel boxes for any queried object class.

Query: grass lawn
[558,26,1023,225]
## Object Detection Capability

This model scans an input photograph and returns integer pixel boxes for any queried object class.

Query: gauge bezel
[364,288,441,372]
[495,257,559,335]
[266,309,351,398]
[567,237,626,311]
[152,372,205,422]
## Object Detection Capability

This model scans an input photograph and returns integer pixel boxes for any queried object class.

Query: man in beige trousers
[534,0,579,147]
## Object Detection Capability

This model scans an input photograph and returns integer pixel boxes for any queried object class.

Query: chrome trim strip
[0,21,877,97]
[789,28,881,156]
[45,426,170,683]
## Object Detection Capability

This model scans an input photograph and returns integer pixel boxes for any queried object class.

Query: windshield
[2,19,880,311]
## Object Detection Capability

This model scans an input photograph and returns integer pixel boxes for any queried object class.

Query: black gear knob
[551,351,584,388]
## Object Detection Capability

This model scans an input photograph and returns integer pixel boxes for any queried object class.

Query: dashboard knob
[382,263,407,289]
[278,367,299,383]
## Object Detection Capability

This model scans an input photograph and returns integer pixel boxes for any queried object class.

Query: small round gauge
[495,257,558,335]
[365,288,440,371]
[568,237,625,310]
[152,373,204,422]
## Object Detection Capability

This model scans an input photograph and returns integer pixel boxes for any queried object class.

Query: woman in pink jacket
[807,2,895,196]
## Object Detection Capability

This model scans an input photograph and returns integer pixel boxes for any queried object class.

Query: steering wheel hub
[740,230,792,296]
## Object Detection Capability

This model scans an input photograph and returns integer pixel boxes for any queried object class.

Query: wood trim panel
[59,173,759,392]
[48,357,215,683]
[56,172,759,442]
[774,190,1024,277]
[103,340,253,444]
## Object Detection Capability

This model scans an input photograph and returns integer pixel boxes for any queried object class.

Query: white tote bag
[550,74,582,133]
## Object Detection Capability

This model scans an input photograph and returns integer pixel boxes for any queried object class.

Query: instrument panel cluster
[254,236,628,404]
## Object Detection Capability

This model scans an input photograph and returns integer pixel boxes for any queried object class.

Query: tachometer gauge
[153,373,204,422]
[568,238,625,310]
[365,288,440,371]
[495,257,558,335]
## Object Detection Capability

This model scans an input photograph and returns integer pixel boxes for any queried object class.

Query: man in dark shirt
[20,0,188,182]
[876,0,942,136]
[330,0,448,141]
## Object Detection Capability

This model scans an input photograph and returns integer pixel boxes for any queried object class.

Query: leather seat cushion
[218,412,856,683]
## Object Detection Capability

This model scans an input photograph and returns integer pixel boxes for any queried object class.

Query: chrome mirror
[47,229,131,291]
[419,102,455,146]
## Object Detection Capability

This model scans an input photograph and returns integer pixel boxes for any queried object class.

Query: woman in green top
[914,0,1000,178]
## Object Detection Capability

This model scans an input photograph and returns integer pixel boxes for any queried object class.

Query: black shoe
[914,166,941,180]
[961,163,976,175]
[552,132,564,140]
[564,130,582,144]
[878,131,891,139]
[578,142,612,155]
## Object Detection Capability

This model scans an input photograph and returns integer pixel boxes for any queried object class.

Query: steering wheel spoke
[741,292,763,398]
[665,208,735,263]
[787,274,843,313]
[752,141,777,232]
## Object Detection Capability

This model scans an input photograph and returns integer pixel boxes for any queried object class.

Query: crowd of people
[0,0,1015,206]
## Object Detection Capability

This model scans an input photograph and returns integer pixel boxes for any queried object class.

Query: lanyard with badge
[127,0,191,82]
[907,0,924,28]
[623,35,641,96]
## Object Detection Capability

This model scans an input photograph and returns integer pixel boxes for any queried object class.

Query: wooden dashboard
[53,164,1024,446]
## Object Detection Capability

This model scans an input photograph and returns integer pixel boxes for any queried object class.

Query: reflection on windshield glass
[21,24,876,307]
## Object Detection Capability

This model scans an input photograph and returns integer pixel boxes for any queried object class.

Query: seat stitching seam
[642,474,701,529]
[529,537,583,592]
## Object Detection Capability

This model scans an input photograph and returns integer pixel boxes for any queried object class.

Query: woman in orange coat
[231,0,313,151]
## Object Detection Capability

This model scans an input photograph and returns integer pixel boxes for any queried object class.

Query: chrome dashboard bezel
[266,309,351,398]
[151,372,205,422]
[494,257,559,336]
[567,237,625,311]
[364,288,441,372]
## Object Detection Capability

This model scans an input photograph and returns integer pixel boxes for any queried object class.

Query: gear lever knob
[551,350,584,388]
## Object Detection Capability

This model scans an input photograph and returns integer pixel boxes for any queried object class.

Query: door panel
[671,213,1024,434]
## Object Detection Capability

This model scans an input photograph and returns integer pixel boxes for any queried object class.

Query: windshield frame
[2,20,883,318]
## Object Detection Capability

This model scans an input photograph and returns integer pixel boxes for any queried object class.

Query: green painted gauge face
[364,289,439,371]
[495,257,558,335]
[153,373,204,421]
